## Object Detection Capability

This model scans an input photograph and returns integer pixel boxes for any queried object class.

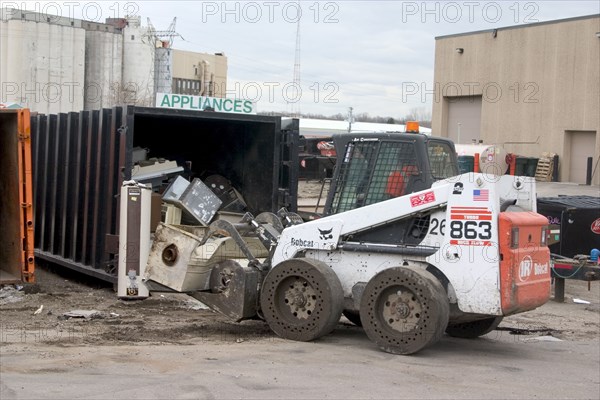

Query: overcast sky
[16,1,600,117]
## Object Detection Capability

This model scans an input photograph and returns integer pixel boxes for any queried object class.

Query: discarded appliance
[162,176,222,225]
[117,181,151,299]
[204,174,248,213]
[131,157,184,188]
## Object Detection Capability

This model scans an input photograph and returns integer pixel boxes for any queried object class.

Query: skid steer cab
[144,134,551,355]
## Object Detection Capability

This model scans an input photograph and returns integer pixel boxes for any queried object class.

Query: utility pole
[346,107,355,133]
[291,20,301,118]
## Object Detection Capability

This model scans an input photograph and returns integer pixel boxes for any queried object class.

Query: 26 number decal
[450,220,492,240]
[430,218,446,235]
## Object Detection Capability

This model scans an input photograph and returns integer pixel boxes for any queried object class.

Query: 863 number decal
[450,220,492,240]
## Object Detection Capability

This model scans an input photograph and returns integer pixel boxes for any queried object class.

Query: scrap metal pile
[142,173,305,321]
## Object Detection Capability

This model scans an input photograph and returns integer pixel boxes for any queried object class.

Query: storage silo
[121,16,155,106]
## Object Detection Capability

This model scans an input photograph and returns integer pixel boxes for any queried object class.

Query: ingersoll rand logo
[519,255,549,282]
[591,218,600,235]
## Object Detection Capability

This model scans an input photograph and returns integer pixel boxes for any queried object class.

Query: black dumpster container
[525,157,539,177]
[515,156,528,176]
[31,106,299,281]
[537,196,600,258]
[457,155,474,174]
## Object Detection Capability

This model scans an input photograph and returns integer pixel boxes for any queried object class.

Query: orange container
[0,108,35,283]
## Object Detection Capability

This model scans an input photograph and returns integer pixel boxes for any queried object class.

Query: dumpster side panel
[278,120,299,212]
[32,108,124,282]
[18,109,35,282]
[0,112,23,283]
[0,109,34,283]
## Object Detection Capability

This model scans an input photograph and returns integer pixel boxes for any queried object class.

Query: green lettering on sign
[160,94,170,107]
[155,93,256,114]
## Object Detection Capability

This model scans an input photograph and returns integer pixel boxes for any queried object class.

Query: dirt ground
[1,179,599,347]
[0,265,273,346]
[1,249,598,348]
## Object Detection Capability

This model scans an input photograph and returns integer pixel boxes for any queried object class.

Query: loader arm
[271,182,451,266]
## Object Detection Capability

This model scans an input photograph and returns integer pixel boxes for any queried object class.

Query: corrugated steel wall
[32,108,125,281]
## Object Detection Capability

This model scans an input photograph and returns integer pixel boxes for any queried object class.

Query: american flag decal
[473,189,489,201]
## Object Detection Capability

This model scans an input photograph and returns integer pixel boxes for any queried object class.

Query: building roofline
[435,14,600,40]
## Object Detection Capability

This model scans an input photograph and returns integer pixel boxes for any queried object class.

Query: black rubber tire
[260,258,344,342]
[342,310,362,327]
[445,317,503,339]
[360,267,449,355]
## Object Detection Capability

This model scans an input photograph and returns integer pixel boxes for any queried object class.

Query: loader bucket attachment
[190,260,260,322]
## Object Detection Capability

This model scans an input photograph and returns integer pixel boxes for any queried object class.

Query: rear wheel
[360,267,449,355]
[445,317,503,339]
[260,258,343,342]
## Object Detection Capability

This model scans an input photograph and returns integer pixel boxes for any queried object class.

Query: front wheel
[260,258,343,342]
[360,267,449,355]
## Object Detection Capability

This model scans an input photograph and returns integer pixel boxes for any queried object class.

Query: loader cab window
[427,141,458,180]
[329,140,418,214]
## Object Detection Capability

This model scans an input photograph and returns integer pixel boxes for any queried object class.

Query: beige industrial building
[171,50,227,98]
[0,8,228,113]
[432,15,600,184]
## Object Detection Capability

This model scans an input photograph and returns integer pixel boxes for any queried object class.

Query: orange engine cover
[498,212,551,315]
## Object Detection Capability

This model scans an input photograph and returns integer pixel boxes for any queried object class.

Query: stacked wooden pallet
[535,152,556,182]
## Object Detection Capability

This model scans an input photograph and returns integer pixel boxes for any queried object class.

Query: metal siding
[46,114,59,253]
[71,111,88,263]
